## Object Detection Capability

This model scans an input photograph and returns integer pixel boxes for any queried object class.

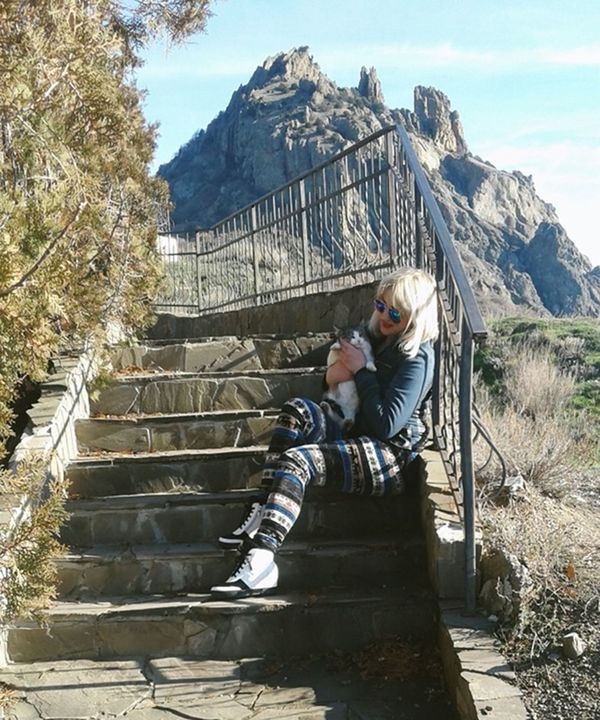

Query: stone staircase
[2,333,458,719]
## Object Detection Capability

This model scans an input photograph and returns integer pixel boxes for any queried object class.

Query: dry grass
[483,488,599,604]
[475,344,594,498]
[503,344,576,420]
[0,683,16,712]
[474,340,600,669]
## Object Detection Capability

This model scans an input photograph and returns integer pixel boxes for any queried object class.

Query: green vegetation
[475,317,600,428]
[0,458,67,621]
[0,0,214,457]
[0,0,214,627]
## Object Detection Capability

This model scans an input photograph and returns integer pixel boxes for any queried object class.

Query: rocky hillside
[158,47,600,318]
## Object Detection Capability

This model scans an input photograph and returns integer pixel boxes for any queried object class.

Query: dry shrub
[475,343,590,498]
[483,486,600,662]
[476,340,600,660]
[484,487,599,601]
[504,344,576,421]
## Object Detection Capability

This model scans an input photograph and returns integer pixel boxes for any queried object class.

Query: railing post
[459,321,477,612]
[432,229,443,436]
[411,186,424,270]
[250,206,260,302]
[194,231,203,314]
[385,132,399,266]
[298,178,311,290]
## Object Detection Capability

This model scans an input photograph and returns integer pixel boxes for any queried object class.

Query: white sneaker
[218,501,264,549]
[210,547,278,599]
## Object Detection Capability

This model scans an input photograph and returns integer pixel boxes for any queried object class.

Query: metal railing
[156,125,488,609]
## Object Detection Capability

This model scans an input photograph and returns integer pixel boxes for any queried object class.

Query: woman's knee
[278,398,327,441]
[277,446,315,484]
[280,397,320,417]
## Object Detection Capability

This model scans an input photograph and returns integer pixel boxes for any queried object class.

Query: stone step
[66,446,267,498]
[61,490,421,547]
[66,446,422,500]
[76,409,278,454]
[7,587,438,663]
[56,536,427,599]
[90,368,324,416]
[0,652,457,720]
[111,334,332,373]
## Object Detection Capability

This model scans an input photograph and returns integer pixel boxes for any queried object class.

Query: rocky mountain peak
[246,46,333,95]
[159,47,599,318]
[358,66,384,104]
[412,86,467,155]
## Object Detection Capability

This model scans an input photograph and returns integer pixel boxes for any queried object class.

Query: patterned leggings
[254,397,411,553]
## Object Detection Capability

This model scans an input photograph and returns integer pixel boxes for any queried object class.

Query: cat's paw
[330,341,341,350]
[366,361,377,372]
[342,419,354,434]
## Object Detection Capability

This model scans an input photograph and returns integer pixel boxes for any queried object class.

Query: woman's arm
[325,360,354,386]
[324,338,366,387]
[353,349,431,440]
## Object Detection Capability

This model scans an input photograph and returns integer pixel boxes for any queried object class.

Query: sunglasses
[374,298,402,324]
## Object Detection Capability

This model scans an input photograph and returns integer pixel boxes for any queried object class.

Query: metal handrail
[394,125,486,338]
[155,125,488,609]
[209,126,394,229]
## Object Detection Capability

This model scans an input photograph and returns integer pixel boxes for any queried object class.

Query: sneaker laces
[229,550,253,581]
[238,501,262,533]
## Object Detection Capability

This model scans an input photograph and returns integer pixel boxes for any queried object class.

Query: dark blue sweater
[352,339,434,451]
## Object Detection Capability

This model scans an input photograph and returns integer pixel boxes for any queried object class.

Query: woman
[211,267,438,599]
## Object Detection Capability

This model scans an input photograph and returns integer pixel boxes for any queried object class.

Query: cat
[320,325,376,433]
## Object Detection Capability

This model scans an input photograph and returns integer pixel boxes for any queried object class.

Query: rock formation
[158,47,600,318]
[358,66,384,104]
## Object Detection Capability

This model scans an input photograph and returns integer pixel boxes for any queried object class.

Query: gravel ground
[503,474,600,720]
[509,613,599,720]
[479,462,600,720]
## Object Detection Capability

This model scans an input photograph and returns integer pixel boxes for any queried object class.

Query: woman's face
[375,290,410,336]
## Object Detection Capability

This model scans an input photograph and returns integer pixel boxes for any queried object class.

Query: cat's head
[334,324,367,341]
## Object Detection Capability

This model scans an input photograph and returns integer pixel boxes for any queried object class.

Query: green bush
[0,0,214,456]
[0,0,215,632]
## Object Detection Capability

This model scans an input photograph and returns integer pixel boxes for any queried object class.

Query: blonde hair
[368,268,439,357]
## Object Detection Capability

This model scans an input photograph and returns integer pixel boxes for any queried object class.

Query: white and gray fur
[321,325,376,432]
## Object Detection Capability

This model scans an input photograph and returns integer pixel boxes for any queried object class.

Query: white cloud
[320,42,600,73]
[534,46,600,66]
[322,43,496,69]
[138,58,252,80]
[488,114,600,145]
[138,42,600,79]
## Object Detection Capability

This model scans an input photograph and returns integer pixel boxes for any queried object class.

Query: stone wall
[148,283,379,340]
[419,450,482,600]
[0,350,97,665]
[6,351,96,484]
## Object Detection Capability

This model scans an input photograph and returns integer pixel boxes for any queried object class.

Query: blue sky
[138,0,600,266]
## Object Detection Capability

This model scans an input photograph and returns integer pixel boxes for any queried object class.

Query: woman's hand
[325,359,354,386]
[337,338,367,374]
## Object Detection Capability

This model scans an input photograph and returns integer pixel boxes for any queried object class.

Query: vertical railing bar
[431,233,443,437]
[460,322,477,612]
[195,231,202,313]
[250,205,259,301]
